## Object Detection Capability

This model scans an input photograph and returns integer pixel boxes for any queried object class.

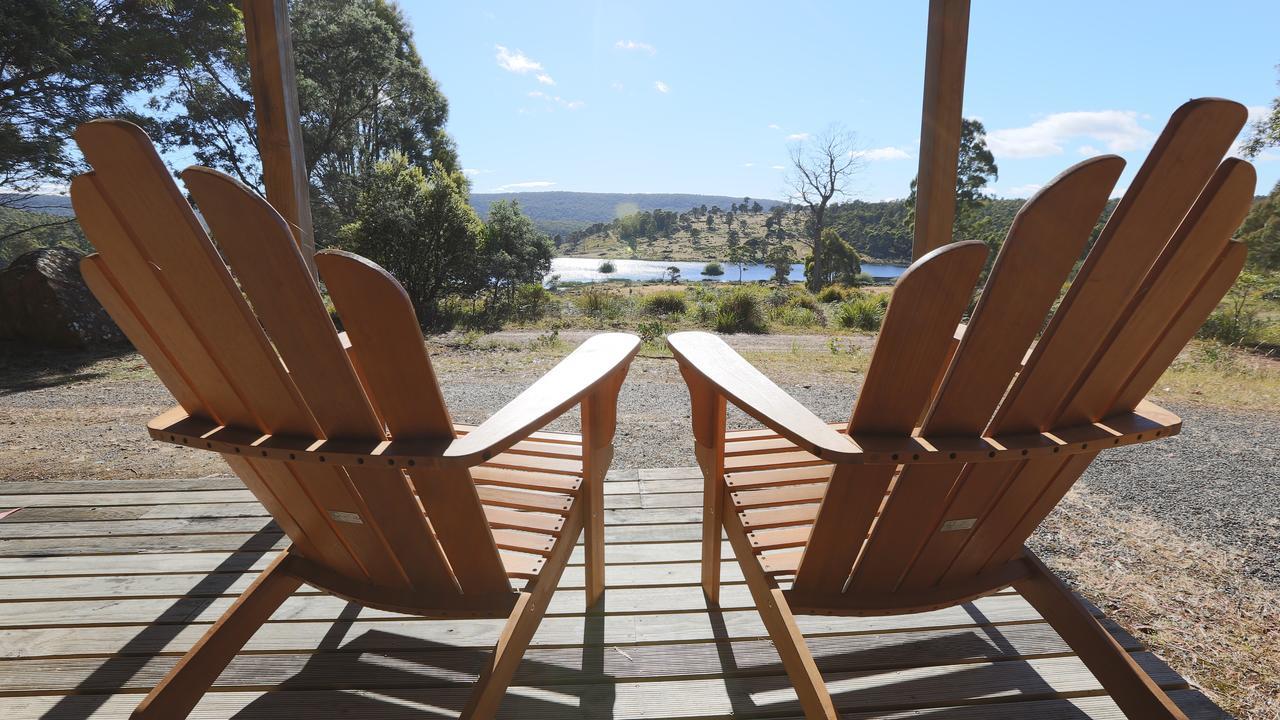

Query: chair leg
[723,497,838,720]
[132,550,302,720]
[582,444,610,609]
[463,503,584,719]
[695,442,723,604]
[1013,549,1189,720]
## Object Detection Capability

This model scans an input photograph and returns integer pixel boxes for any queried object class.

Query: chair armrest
[442,333,640,465]
[668,331,860,461]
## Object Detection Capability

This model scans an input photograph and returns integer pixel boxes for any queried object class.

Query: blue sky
[408,0,1280,202]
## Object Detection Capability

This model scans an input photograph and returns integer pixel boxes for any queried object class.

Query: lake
[548,257,908,284]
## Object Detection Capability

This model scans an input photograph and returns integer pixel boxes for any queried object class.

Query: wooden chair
[69,119,640,719]
[669,98,1254,720]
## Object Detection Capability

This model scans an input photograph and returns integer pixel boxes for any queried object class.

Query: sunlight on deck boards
[0,469,1228,719]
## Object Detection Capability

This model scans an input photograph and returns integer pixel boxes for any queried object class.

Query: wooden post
[242,0,316,277]
[912,0,971,260]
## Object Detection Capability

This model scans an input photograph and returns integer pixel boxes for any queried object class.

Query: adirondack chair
[669,98,1254,720]
[68,119,640,719]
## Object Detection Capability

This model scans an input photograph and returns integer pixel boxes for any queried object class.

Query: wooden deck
[0,468,1229,719]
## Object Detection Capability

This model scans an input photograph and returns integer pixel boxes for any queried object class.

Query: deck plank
[0,471,1221,719]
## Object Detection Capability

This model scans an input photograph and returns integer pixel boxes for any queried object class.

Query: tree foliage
[1238,180,1280,270]
[153,0,458,245]
[479,199,553,307]
[1241,66,1280,159]
[787,126,862,290]
[337,153,480,326]
[803,228,862,287]
[0,0,241,194]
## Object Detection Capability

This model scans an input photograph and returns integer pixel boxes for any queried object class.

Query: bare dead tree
[787,126,863,290]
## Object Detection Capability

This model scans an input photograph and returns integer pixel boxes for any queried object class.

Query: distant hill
[557,196,1048,265]
[0,206,89,266]
[469,191,784,236]
[0,193,75,217]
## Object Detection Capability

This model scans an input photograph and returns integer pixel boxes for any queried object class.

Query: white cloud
[496,45,555,85]
[490,180,556,192]
[767,123,781,130]
[462,168,491,177]
[610,81,624,91]
[743,162,755,168]
[986,111,1153,159]
[770,165,785,171]
[1077,144,1100,156]
[654,80,670,94]
[526,91,584,110]
[852,146,910,161]
[996,183,1044,197]
[786,132,810,141]
[615,40,656,55]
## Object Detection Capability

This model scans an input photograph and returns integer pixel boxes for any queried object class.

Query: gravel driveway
[435,348,1280,585]
[3,336,1278,582]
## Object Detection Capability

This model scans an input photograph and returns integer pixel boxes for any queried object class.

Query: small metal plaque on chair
[329,510,363,524]
[940,518,976,532]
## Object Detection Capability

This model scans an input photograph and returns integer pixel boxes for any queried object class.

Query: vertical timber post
[912,0,971,260]
[243,0,317,277]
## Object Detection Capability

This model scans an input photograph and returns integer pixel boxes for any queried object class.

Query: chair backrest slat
[850,156,1123,594]
[1060,159,1256,424]
[785,99,1252,601]
[976,239,1252,573]
[72,174,360,577]
[934,100,1248,583]
[184,168,457,593]
[71,176,251,426]
[992,98,1246,435]
[79,254,205,415]
[72,120,401,587]
[792,241,986,593]
[1110,242,1249,414]
[317,250,512,595]
[78,253,336,567]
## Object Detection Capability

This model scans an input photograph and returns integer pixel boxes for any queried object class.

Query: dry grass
[1036,486,1280,719]
[1149,340,1280,413]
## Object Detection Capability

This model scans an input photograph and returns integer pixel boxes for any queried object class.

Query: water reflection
[548,257,907,284]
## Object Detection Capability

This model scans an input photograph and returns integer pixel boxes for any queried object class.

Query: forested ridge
[556,195,1039,265]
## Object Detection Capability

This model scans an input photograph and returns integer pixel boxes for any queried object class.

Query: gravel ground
[2,335,1277,582]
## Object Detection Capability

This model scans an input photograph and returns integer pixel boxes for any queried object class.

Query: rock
[0,247,124,348]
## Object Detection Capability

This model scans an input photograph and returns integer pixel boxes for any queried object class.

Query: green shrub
[702,261,725,277]
[637,319,668,346]
[714,287,767,333]
[643,290,687,316]
[1197,271,1274,346]
[530,329,562,349]
[817,285,855,303]
[1198,310,1265,346]
[772,305,821,327]
[576,286,625,321]
[836,295,888,331]
[787,292,820,312]
[598,260,616,274]
[512,282,554,321]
